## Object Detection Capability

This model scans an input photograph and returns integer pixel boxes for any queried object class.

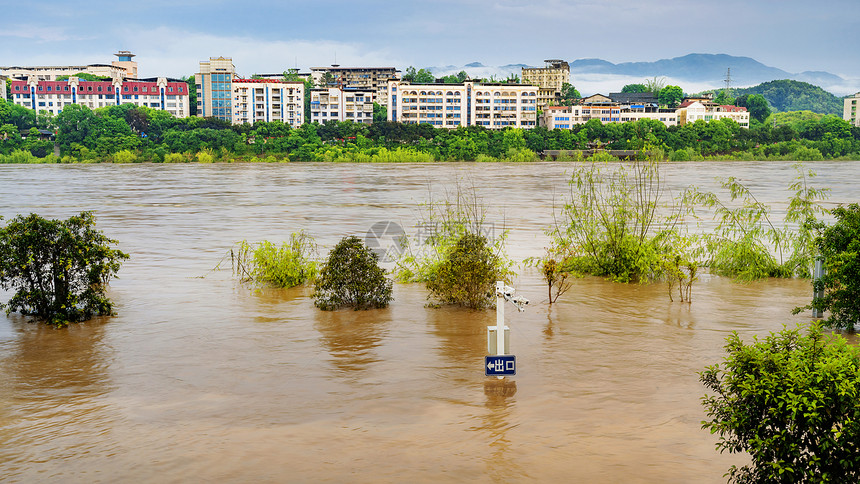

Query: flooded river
[0,161,858,483]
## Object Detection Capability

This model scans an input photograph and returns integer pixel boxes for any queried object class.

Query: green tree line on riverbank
[2,97,860,163]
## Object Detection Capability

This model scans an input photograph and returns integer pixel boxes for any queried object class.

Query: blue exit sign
[485,355,516,376]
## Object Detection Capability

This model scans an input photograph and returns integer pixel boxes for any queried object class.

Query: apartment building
[1,51,139,81]
[387,80,538,129]
[541,104,679,129]
[196,57,304,127]
[676,101,749,127]
[9,76,190,118]
[540,98,749,130]
[310,87,375,124]
[232,79,305,127]
[196,57,236,122]
[1,74,6,100]
[845,92,860,127]
[521,60,570,108]
[311,66,399,106]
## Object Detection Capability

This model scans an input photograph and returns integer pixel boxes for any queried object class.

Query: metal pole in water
[812,257,824,319]
[496,281,506,380]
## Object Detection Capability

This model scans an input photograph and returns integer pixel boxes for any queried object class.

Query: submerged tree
[0,212,129,327]
[313,236,392,311]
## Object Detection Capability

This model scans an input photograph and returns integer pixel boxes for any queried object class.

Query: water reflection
[314,307,391,376]
[0,316,116,475]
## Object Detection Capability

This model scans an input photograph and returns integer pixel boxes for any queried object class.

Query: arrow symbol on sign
[487,362,494,370]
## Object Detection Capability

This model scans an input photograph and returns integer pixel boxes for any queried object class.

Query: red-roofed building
[10,76,190,118]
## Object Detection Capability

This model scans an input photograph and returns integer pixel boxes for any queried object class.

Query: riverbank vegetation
[2,98,859,164]
[231,233,318,288]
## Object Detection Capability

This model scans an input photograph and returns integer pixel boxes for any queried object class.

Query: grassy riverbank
[3,99,860,164]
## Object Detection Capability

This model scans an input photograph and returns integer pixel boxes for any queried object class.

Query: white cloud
[114,27,406,78]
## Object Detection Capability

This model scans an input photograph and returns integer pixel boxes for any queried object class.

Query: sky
[2,0,858,93]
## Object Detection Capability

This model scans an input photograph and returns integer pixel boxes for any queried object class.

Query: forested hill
[733,80,843,115]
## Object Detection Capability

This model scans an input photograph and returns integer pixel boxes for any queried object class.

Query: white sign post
[486,281,527,379]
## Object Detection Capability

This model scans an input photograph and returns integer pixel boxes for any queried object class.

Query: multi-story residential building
[1,74,7,100]
[844,92,860,127]
[521,60,570,108]
[310,87,375,124]
[231,78,304,127]
[9,76,189,117]
[676,101,749,127]
[541,104,679,129]
[387,80,538,129]
[311,65,399,106]
[196,57,236,122]
[196,58,305,127]
[1,51,139,81]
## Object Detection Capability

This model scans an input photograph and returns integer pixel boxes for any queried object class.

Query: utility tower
[723,68,732,98]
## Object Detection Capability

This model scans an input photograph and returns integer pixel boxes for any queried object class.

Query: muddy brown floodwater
[0,161,858,483]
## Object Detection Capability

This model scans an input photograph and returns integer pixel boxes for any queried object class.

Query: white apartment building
[232,79,305,127]
[540,100,749,130]
[676,101,750,127]
[9,77,190,118]
[845,92,860,127]
[310,87,375,124]
[387,80,538,129]
[541,104,679,129]
[1,74,6,100]
[522,59,570,108]
[1,51,138,81]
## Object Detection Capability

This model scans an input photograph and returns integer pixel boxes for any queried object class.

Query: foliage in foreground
[426,233,502,309]
[794,203,860,330]
[232,232,318,288]
[313,236,393,311]
[0,212,128,327]
[701,323,860,483]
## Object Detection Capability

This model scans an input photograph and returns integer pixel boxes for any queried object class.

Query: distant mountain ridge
[570,53,845,88]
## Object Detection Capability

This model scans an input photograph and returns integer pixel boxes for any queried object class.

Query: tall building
[1,74,7,100]
[232,78,304,127]
[845,92,860,127]
[310,87,375,124]
[387,80,538,129]
[310,66,400,106]
[521,60,570,108]
[1,51,138,81]
[113,51,138,79]
[196,57,236,122]
[9,76,190,118]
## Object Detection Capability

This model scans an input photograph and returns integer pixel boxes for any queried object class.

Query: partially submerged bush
[427,233,502,309]
[313,236,393,310]
[0,211,128,327]
[232,232,318,288]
